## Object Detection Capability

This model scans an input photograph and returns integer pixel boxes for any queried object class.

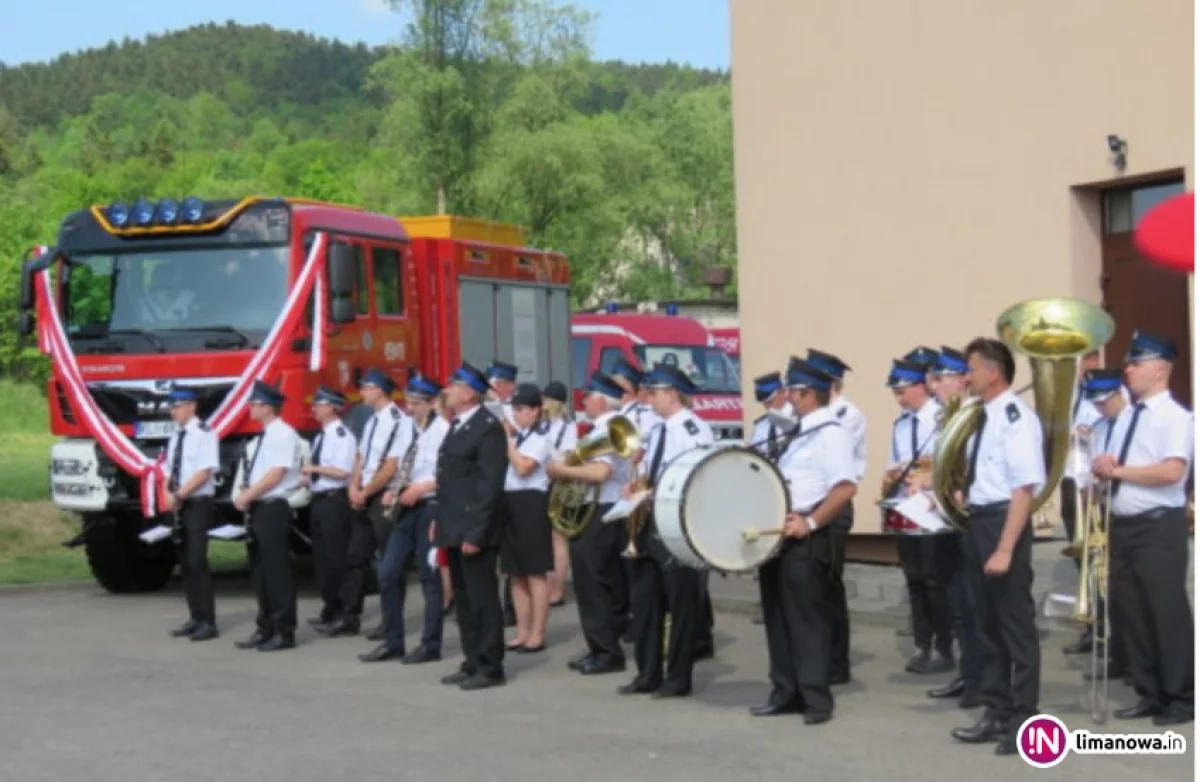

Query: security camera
[1107,134,1127,154]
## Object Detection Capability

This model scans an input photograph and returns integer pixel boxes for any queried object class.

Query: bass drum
[653,446,790,573]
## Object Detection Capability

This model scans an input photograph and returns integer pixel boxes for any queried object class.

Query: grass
[0,380,55,502]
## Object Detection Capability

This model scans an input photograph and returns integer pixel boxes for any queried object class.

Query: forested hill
[0,22,729,129]
[0,9,736,384]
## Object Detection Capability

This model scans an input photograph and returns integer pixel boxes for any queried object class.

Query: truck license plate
[135,420,177,440]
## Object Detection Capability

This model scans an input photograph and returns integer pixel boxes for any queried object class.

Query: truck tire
[84,514,177,594]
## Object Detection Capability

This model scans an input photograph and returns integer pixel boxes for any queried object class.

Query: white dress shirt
[963,389,1046,506]
[777,406,857,512]
[750,402,796,460]
[832,395,868,481]
[505,423,552,492]
[641,408,715,487]
[248,418,303,500]
[546,417,578,455]
[164,416,219,497]
[591,410,637,503]
[890,398,940,468]
[358,403,414,487]
[310,418,357,493]
[1101,389,1194,515]
[621,399,660,449]
[411,415,449,500]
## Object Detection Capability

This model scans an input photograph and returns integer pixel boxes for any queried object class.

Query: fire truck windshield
[634,344,741,394]
[65,246,289,348]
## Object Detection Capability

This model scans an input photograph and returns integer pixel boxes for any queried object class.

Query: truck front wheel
[83,514,177,593]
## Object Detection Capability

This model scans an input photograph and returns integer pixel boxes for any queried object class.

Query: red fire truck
[17,197,571,593]
[710,326,740,375]
[570,305,743,441]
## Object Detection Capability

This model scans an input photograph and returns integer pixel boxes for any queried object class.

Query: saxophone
[382,421,420,521]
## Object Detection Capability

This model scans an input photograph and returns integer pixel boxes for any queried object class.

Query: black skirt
[501,489,553,576]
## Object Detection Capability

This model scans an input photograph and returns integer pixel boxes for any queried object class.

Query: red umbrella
[1134,191,1194,274]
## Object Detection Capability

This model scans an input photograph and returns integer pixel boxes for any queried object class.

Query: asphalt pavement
[0,579,1191,782]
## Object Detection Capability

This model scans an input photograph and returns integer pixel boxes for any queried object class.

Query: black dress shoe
[189,623,219,642]
[441,670,473,685]
[750,702,801,717]
[618,681,659,695]
[652,684,691,698]
[804,712,832,726]
[459,673,506,691]
[1115,700,1161,720]
[580,657,626,675]
[912,652,954,674]
[1153,710,1193,726]
[307,616,334,627]
[401,646,441,664]
[927,678,966,699]
[951,716,1003,743]
[358,644,404,662]
[236,631,271,650]
[257,634,296,652]
[568,652,595,672]
[315,619,359,638]
[171,619,199,638]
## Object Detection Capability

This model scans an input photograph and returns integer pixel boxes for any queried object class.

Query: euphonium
[931,298,1115,528]
[382,431,419,522]
[547,415,639,539]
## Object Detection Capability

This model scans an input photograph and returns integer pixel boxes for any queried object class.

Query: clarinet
[382,421,420,522]
[240,440,257,550]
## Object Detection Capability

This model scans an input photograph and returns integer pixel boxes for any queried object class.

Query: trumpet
[620,477,652,558]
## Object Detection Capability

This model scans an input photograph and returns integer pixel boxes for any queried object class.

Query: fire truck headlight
[156,198,179,224]
[181,196,204,223]
[132,198,155,226]
[108,201,130,227]
[51,458,88,476]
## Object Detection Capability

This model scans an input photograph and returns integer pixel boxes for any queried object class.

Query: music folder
[208,524,248,541]
[601,490,651,524]
[892,492,951,533]
[138,525,172,544]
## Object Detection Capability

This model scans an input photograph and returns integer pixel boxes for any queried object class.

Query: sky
[0,0,730,69]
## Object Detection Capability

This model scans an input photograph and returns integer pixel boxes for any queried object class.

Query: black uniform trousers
[447,545,505,679]
[1110,507,1194,719]
[758,529,834,714]
[247,498,297,637]
[569,504,625,661]
[827,507,853,680]
[629,530,703,691]
[942,531,984,691]
[378,500,444,654]
[897,534,955,657]
[962,503,1040,733]
[174,497,215,624]
[310,488,352,622]
[338,494,382,621]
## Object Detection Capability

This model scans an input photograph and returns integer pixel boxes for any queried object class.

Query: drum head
[681,448,789,572]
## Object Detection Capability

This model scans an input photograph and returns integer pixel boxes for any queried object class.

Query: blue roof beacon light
[108,201,130,227]
[132,198,156,227]
[155,198,179,224]
[180,196,204,224]
[665,303,679,316]
[604,301,619,314]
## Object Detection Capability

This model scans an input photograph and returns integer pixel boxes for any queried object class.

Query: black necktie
[170,429,186,490]
[362,417,378,466]
[448,419,461,437]
[909,413,919,459]
[1072,384,1084,421]
[1104,416,1117,451]
[964,410,988,494]
[648,426,667,486]
[767,422,779,460]
[1111,402,1146,497]
[311,432,325,467]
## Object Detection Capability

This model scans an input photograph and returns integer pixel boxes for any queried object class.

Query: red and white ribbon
[35,233,329,518]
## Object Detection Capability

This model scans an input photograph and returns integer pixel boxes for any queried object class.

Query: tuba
[547,415,639,539]
[931,298,1115,528]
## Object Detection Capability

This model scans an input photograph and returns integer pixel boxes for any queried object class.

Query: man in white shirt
[319,368,414,638]
[750,371,794,462]
[233,381,303,652]
[750,359,856,724]
[547,371,633,676]
[361,374,448,665]
[302,386,357,629]
[162,387,220,642]
[949,339,1046,756]
[619,365,714,698]
[1094,330,1194,726]
[805,348,863,685]
[486,359,520,629]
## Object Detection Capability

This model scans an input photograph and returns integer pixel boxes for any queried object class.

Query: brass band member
[884,358,953,675]
[486,360,520,629]
[434,362,510,691]
[1096,331,1194,725]
[620,365,714,698]
[233,381,304,652]
[318,369,414,638]
[924,347,984,707]
[805,348,863,685]
[949,339,1045,756]
[750,359,856,723]
[547,371,632,676]
[163,387,220,642]
[749,370,792,626]
[302,386,357,630]
[360,374,447,665]
[501,384,554,653]
[540,381,577,606]
[1060,349,1103,655]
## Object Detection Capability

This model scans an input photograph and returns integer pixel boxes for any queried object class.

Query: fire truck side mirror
[330,297,356,324]
[328,242,356,298]
[18,260,35,311]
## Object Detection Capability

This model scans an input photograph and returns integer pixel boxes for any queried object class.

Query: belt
[1112,506,1183,521]
[250,497,289,508]
[968,501,1010,513]
[313,488,348,498]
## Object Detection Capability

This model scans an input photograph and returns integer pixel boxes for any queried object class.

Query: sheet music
[138,525,172,544]
[601,490,651,523]
[208,524,248,541]
[893,492,951,533]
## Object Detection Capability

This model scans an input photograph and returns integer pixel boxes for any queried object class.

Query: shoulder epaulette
[336,425,347,437]
[390,407,401,420]
[1006,402,1020,423]
[198,421,210,431]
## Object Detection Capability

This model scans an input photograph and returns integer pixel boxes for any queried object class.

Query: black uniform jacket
[434,408,509,549]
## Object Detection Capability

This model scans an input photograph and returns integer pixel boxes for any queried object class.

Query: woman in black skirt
[502,383,554,653]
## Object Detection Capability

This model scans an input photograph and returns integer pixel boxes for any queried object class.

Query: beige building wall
[730,0,1193,533]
